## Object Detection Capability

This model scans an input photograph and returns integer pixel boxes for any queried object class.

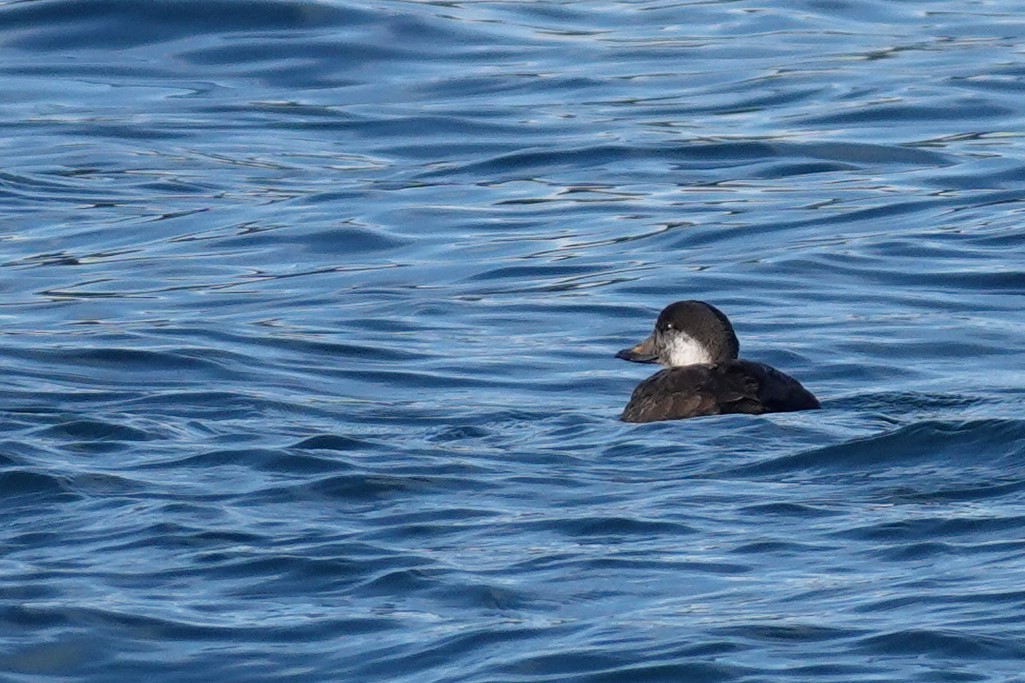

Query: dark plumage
[616,301,820,423]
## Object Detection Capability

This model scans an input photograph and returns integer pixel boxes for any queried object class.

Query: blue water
[3,0,1025,680]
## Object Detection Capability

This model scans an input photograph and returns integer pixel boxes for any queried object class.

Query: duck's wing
[723,360,821,413]
[620,365,757,422]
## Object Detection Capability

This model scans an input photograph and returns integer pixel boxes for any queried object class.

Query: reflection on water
[2,0,1025,681]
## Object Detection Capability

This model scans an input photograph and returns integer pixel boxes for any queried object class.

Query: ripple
[0,470,69,499]
[722,419,1025,479]
[1,0,368,50]
[855,628,1025,659]
[36,419,155,442]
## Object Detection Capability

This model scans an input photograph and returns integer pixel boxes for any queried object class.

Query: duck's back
[620,359,819,423]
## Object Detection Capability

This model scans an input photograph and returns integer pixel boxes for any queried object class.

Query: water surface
[3,0,1025,680]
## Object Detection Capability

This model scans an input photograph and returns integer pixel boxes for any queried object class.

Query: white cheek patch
[666,333,714,366]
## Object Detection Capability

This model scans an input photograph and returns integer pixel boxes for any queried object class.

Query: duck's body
[616,301,819,423]
[620,358,819,423]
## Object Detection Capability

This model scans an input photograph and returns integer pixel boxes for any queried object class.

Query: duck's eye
[665,323,674,331]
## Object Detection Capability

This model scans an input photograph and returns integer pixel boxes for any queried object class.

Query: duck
[616,300,820,422]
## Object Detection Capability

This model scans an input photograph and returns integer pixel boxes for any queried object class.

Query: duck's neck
[665,334,715,366]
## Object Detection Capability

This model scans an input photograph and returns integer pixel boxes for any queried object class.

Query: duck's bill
[615,335,659,363]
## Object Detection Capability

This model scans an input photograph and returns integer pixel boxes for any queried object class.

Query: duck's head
[616,300,740,367]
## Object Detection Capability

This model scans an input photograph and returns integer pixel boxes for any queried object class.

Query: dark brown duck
[616,301,820,423]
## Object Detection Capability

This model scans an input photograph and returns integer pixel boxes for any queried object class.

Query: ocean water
[2,0,1025,680]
